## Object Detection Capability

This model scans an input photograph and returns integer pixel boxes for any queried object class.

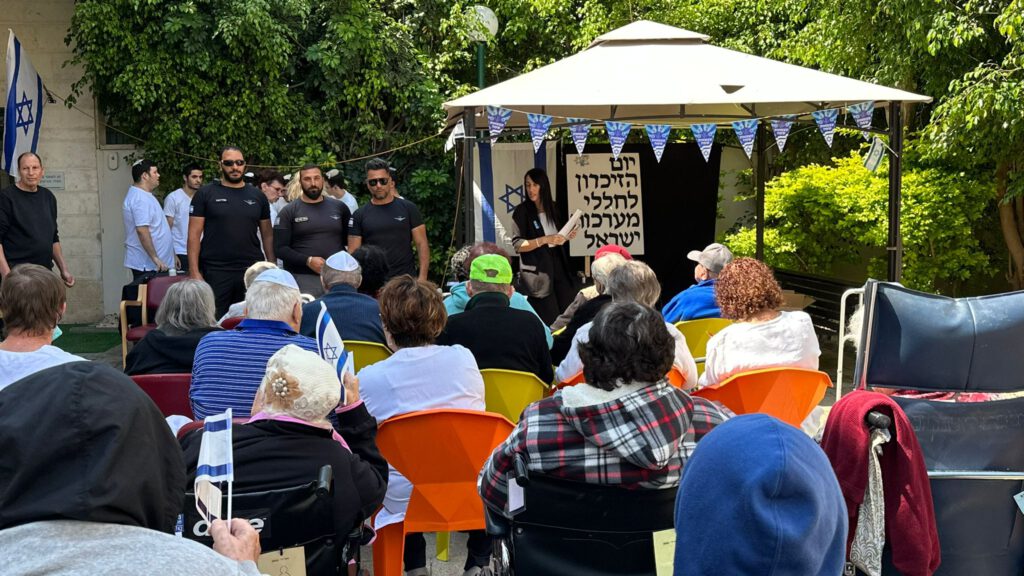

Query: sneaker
[462,566,494,576]
[406,569,429,576]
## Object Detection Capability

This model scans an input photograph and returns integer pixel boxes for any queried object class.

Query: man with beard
[188,146,274,317]
[347,158,429,281]
[274,164,349,296]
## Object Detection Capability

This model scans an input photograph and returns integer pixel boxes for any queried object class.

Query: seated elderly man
[555,261,698,389]
[299,251,385,344]
[190,269,318,419]
[438,254,553,384]
[479,302,730,515]
[445,242,552,348]
[0,362,262,575]
[699,258,819,388]
[0,264,84,391]
[662,242,733,323]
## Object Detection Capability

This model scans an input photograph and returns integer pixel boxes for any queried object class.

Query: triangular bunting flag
[527,113,553,153]
[645,124,671,163]
[690,123,717,162]
[486,106,512,144]
[812,109,839,147]
[731,119,758,159]
[848,101,874,140]
[567,118,591,155]
[770,115,795,153]
[605,121,632,159]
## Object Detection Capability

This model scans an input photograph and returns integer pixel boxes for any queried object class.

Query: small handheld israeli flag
[316,302,354,395]
[194,409,234,523]
[3,30,45,177]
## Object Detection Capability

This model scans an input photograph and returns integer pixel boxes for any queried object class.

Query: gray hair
[604,261,661,307]
[322,267,362,290]
[468,279,508,294]
[245,280,301,321]
[243,261,278,289]
[155,279,217,335]
[591,253,627,293]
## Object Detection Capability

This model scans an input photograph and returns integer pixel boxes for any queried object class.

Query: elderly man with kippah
[299,250,386,344]
[190,269,318,419]
[437,253,553,384]
[662,242,734,323]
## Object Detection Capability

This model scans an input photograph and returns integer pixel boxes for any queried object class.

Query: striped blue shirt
[190,319,318,420]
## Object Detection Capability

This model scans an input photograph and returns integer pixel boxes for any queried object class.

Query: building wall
[3,1,110,323]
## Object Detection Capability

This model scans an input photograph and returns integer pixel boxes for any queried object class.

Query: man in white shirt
[123,160,175,280]
[163,163,203,273]
[0,264,84,392]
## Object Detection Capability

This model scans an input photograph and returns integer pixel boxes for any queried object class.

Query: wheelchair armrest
[317,464,333,497]
[866,410,891,431]
[513,453,530,486]
[485,504,511,538]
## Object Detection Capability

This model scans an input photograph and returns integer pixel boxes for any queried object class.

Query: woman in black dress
[510,168,577,325]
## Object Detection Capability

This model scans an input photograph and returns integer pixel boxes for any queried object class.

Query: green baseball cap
[469,254,513,284]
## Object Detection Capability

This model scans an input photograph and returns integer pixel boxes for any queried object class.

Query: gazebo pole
[755,121,767,260]
[887,102,904,282]
[463,107,477,247]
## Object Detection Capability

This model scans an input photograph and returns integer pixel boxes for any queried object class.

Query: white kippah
[325,251,359,272]
[254,268,300,290]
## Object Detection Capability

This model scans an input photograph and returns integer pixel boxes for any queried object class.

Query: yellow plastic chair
[344,340,392,372]
[674,318,733,375]
[481,369,549,424]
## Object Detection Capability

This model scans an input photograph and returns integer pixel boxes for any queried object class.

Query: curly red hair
[714,258,783,320]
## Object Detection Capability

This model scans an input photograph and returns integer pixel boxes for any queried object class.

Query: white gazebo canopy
[444,20,930,128]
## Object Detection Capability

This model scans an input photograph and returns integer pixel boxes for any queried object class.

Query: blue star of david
[322,343,338,362]
[500,184,524,213]
[15,91,34,136]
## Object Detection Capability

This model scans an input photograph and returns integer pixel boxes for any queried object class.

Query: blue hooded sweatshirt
[662,279,720,323]
[674,414,848,576]
[444,282,553,348]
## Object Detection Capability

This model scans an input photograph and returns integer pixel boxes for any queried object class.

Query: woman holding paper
[511,168,579,325]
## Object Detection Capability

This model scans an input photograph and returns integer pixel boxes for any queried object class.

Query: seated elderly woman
[181,345,388,551]
[480,302,731,516]
[549,250,628,364]
[125,279,221,375]
[357,275,489,576]
[554,260,698,388]
[698,257,820,387]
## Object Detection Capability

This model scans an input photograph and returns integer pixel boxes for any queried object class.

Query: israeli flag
[3,31,44,177]
[194,409,234,522]
[316,301,353,386]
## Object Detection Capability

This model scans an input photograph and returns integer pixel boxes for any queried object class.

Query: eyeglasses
[367,178,390,187]
[221,159,246,167]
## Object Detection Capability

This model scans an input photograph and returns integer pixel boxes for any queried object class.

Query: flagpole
[226,480,232,522]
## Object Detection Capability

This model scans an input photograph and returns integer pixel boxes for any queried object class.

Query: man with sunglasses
[188,146,274,317]
[347,158,430,281]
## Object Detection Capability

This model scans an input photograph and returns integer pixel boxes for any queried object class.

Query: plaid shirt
[479,380,731,514]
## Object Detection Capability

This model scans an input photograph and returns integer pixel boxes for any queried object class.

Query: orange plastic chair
[557,366,688,390]
[692,367,832,427]
[371,409,515,576]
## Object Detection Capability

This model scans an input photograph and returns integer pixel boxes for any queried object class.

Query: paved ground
[360,532,472,576]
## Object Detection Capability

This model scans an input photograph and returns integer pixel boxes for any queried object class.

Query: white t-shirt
[162,188,192,255]
[123,186,175,271]
[698,310,820,387]
[338,191,358,215]
[358,344,485,529]
[555,320,699,390]
[0,346,85,393]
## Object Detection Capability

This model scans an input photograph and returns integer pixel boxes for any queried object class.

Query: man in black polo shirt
[0,152,74,286]
[347,158,430,281]
[274,164,349,296]
[187,146,274,317]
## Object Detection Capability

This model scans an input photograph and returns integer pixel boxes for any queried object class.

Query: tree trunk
[996,161,1024,289]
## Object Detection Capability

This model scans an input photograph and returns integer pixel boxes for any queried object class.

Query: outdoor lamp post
[467,5,498,88]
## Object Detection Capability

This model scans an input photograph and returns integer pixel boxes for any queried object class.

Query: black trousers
[404,530,492,571]
[175,254,189,273]
[203,267,247,319]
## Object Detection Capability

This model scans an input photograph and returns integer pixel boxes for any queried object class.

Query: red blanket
[820,391,940,576]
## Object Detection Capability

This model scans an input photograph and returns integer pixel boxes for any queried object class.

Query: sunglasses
[367,177,391,187]
[221,159,246,167]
